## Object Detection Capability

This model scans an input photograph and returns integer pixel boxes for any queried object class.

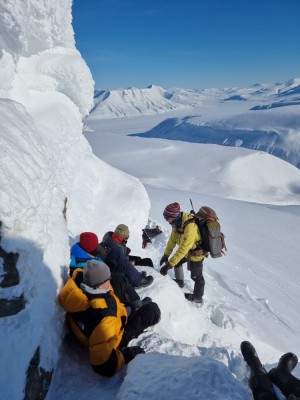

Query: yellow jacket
[164,212,205,267]
[60,269,128,376]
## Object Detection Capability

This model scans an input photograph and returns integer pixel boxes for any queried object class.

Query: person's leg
[138,258,154,267]
[110,273,140,304]
[269,352,300,398]
[110,273,151,312]
[130,255,154,267]
[174,264,184,287]
[190,260,205,299]
[241,341,277,400]
[120,302,161,348]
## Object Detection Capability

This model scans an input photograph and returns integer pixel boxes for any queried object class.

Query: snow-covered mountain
[89,79,300,168]
[2,2,300,400]
[90,84,187,119]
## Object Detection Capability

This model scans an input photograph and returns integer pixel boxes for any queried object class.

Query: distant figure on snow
[142,225,162,248]
[159,202,206,304]
[61,260,161,377]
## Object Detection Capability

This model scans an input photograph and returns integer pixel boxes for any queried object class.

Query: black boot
[131,297,152,312]
[173,278,184,288]
[134,275,154,289]
[184,293,203,304]
[240,341,277,400]
[268,352,300,398]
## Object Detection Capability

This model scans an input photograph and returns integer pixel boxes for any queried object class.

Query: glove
[160,263,172,276]
[141,271,147,278]
[160,254,168,266]
[122,346,145,364]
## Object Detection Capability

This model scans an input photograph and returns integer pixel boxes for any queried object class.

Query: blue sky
[72,0,300,90]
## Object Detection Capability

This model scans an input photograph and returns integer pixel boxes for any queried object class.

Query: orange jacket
[60,269,128,376]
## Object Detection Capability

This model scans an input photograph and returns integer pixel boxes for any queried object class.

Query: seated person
[60,260,161,377]
[101,224,154,288]
[113,224,154,267]
[69,232,102,276]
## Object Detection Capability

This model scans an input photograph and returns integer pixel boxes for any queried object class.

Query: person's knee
[191,272,204,282]
[138,302,161,327]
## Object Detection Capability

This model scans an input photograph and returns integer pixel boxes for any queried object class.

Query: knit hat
[83,260,111,288]
[79,232,99,253]
[163,202,181,220]
[114,224,130,240]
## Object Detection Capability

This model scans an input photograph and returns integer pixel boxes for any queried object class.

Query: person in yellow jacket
[159,202,206,304]
[61,260,160,377]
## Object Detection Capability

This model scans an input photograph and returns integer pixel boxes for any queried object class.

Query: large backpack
[191,203,227,258]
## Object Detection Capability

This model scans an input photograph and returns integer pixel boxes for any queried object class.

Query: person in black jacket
[102,224,154,289]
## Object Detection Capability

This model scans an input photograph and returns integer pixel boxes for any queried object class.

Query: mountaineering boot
[131,297,152,312]
[173,278,184,288]
[184,293,203,304]
[135,275,154,289]
[240,341,277,400]
[268,352,300,398]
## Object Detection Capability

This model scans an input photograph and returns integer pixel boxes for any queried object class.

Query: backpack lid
[197,206,218,221]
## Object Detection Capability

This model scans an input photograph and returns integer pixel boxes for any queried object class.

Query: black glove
[160,254,168,266]
[122,346,145,364]
[160,263,172,276]
[141,271,147,278]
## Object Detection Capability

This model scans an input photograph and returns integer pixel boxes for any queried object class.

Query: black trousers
[129,255,154,267]
[189,260,205,299]
[111,273,160,348]
[110,273,140,305]
[119,302,161,348]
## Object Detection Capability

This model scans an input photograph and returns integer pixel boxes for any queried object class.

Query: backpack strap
[177,217,206,253]
[176,217,195,234]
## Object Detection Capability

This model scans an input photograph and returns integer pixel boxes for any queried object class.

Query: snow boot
[240,341,277,400]
[135,275,154,289]
[173,278,184,288]
[268,352,300,398]
[184,293,203,304]
[131,297,152,312]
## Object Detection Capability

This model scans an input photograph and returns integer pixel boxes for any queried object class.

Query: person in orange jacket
[61,260,160,377]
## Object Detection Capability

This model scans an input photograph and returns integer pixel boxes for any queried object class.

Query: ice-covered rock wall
[0,1,149,398]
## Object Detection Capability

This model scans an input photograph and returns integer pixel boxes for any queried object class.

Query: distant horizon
[93,77,298,91]
[72,0,300,90]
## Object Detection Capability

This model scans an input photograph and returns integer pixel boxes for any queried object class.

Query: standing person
[61,260,161,377]
[102,224,154,289]
[159,202,206,304]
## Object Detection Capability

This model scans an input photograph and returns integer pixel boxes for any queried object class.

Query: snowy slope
[1,1,300,400]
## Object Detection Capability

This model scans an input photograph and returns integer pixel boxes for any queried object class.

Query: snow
[90,84,187,119]
[1,1,300,400]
